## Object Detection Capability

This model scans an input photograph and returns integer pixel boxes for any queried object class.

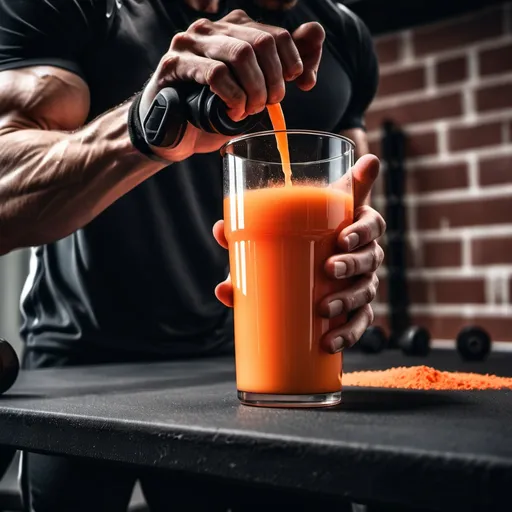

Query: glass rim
[220,129,355,166]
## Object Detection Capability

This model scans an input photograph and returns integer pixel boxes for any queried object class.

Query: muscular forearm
[0,101,165,255]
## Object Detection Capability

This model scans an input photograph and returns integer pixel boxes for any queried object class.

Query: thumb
[352,154,380,207]
[330,154,380,206]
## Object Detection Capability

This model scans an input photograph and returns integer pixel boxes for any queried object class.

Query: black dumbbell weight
[359,326,387,354]
[399,326,431,356]
[456,326,491,361]
[0,338,19,395]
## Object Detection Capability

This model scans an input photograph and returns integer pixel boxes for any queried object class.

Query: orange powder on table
[344,366,512,390]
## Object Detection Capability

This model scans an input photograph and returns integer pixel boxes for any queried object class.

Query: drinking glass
[221,130,354,407]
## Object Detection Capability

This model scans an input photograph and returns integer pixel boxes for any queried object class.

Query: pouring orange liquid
[224,103,352,399]
[266,103,292,187]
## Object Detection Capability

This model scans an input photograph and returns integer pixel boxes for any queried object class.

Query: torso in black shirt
[0,0,378,359]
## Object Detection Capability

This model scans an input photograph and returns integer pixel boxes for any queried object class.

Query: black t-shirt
[0,0,378,359]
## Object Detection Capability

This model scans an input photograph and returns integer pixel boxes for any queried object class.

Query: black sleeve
[329,4,379,132]
[0,0,107,80]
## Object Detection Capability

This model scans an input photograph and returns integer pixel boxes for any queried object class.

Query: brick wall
[369,3,512,344]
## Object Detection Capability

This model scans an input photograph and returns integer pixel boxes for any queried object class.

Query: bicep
[0,66,90,134]
[0,0,102,132]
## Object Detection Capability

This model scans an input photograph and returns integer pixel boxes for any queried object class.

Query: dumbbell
[456,326,491,361]
[359,325,432,356]
[359,326,387,354]
[0,338,19,395]
[399,326,431,357]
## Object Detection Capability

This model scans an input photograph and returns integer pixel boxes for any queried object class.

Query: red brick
[409,278,430,304]
[411,315,512,342]
[371,169,385,197]
[375,276,388,303]
[379,239,417,269]
[436,56,468,85]
[412,8,503,56]
[369,131,438,158]
[448,121,503,152]
[375,36,402,65]
[368,138,381,159]
[366,92,462,132]
[417,197,512,230]
[407,162,468,194]
[422,240,462,268]
[433,278,486,303]
[509,277,512,304]
[375,276,429,304]
[479,155,512,187]
[472,237,512,266]
[405,131,438,158]
[479,42,512,76]
[377,66,426,97]
[405,240,417,269]
[476,82,512,112]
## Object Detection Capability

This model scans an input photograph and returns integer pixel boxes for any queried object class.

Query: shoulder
[303,0,377,77]
[305,0,379,129]
[329,2,371,37]
[0,0,108,32]
[319,1,375,59]
[0,0,109,75]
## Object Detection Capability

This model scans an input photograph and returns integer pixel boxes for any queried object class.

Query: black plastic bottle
[143,84,265,148]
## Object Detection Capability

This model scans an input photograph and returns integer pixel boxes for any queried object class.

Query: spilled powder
[343,365,512,390]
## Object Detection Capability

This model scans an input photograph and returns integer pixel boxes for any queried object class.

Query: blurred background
[0,0,511,356]
[353,0,512,347]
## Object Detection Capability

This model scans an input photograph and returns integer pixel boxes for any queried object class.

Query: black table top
[1,349,512,511]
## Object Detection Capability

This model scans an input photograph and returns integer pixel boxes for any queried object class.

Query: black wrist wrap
[128,93,156,158]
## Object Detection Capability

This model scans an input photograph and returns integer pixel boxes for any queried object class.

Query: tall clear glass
[221,130,354,408]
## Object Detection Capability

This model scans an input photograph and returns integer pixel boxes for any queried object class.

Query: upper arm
[0,0,103,132]
[0,67,90,134]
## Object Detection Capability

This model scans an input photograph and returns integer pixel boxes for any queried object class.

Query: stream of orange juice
[266,103,292,187]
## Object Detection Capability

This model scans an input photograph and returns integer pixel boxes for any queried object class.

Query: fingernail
[229,111,245,122]
[331,336,345,353]
[287,61,303,80]
[268,91,285,105]
[334,261,347,278]
[345,233,359,251]
[328,300,343,318]
[247,106,265,116]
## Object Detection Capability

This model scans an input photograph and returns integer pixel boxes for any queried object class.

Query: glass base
[238,390,341,408]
